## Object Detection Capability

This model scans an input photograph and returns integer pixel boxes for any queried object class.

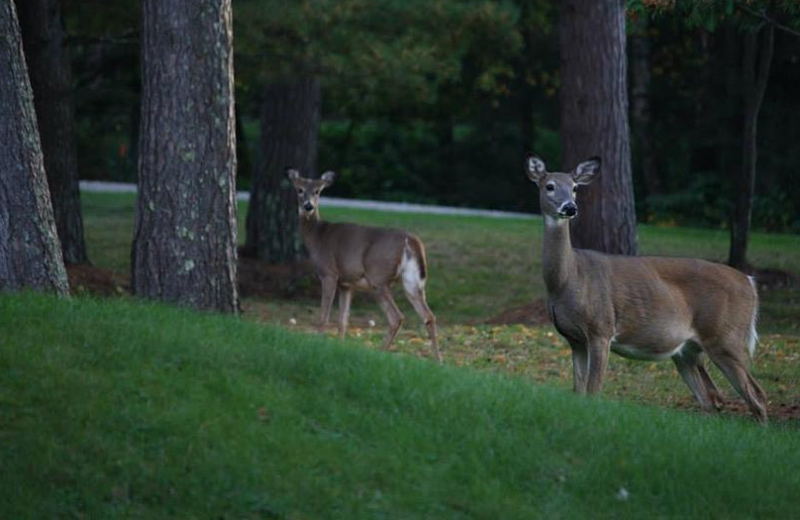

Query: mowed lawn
[2,293,800,519]
[78,191,800,420]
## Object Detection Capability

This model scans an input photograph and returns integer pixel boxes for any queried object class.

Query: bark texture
[729,23,774,270]
[133,0,239,313]
[0,1,69,295]
[560,0,637,255]
[244,76,320,264]
[16,0,88,264]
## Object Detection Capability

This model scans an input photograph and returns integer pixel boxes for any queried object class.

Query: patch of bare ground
[484,298,551,326]
[237,256,317,299]
[751,267,800,289]
[68,258,319,300]
[67,264,129,296]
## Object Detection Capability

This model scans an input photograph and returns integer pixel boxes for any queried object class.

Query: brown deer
[287,168,441,363]
[525,155,767,422]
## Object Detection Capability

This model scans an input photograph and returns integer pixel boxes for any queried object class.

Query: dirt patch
[67,258,319,301]
[237,257,317,299]
[751,267,800,290]
[67,264,129,296]
[484,299,551,326]
[673,396,800,423]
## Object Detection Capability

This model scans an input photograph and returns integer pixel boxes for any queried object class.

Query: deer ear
[286,168,300,182]
[525,154,546,184]
[573,157,601,185]
[320,171,336,187]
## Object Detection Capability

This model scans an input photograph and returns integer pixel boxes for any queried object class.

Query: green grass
[80,191,800,333]
[2,292,800,519]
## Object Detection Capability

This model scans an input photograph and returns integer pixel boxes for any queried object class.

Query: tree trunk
[629,14,660,201]
[729,23,774,270]
[133,0,239,313]
[560,0,637,255]
[0,1,69,295]
[244,76,321,264]
[16,0,88,265]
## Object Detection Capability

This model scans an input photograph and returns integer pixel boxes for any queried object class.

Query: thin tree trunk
[16,0,88,264]
[133,0,239,313]
[729,23,774,270]
[0,1,69,295]
[560,0,637,255]
[244,75,321,264]
[629,14,660,201]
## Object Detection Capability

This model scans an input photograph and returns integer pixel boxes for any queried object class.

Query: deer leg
[318,276,338,333]
[585,339,610,395]
[673,349,718,413]
[706,346,768,423]
[402,284,441,363]
[696,363,724,410]
[373,287,404,351]
[337,287,353,340]
[568,341,589,395]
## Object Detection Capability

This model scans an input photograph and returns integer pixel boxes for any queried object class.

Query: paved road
[80,180,535,220]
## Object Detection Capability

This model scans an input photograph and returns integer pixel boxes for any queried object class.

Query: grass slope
[2,293,799,519]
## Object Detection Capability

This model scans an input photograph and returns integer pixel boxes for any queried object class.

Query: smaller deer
[288,168,441,363]
[525,155,767,422]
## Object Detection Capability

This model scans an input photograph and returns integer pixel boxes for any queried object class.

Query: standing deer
[525,155,767,422]
[287,168,441,363]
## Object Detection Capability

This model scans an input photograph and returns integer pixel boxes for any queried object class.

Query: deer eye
[314,189,320,195]
[572,185,578,193]
[545,184,555,192]
[298,189,305,195]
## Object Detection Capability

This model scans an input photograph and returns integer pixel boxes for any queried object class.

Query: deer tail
[747,276,759,358]
[405,235,427,281]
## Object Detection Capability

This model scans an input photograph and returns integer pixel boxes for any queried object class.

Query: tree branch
[738,3,800,38]
[753,21,775,114]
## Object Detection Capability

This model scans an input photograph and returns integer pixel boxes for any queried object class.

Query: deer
[524,154,768,422]
[287,168,442,363]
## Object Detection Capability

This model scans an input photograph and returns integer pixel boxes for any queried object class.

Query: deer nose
[562,203,578,217]
[303,202,314,212]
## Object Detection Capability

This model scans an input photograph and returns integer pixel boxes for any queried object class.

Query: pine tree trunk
[133,0,239,313]
[0,1,69,295]
[560,0,637,255]
[629,15,660,202]
[16,0,88,265]
[244,76,320,264]
[729,23,774,270]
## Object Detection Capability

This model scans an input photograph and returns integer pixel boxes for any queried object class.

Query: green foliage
[59,0,800,233]
[234,0,522,116]
[2,292,800,518]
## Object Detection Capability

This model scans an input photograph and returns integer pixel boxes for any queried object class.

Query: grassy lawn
[81,191,800,330]
[78,192,800,420]
[2,293,800,519]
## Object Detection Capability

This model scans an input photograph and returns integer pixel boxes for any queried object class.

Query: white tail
[525,155,767,422]
[747,276,759,358]
[288,168,441,363]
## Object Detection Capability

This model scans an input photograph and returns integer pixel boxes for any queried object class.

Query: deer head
[287,168,336,220]
[525,155,601,221]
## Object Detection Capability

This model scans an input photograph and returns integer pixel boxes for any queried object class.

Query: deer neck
[542,216,577,295]
[299,211,325,250]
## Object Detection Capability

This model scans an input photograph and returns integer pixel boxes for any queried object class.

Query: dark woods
[62,1,800,234]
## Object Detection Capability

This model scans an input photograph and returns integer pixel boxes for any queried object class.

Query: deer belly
[610,341,685,361]
[610,321,695,361]
[340,277,371,291]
